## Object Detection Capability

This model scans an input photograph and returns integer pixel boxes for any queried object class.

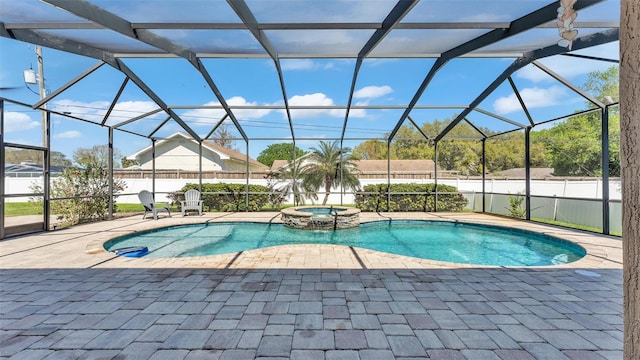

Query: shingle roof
[203,140,266,169]
[354,160,436,173]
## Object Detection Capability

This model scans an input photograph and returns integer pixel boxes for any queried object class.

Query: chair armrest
[157,202,170,209]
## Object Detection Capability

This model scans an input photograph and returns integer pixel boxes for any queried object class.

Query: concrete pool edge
[78,212,622,270]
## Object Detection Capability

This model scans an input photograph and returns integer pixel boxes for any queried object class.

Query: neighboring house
[271,158,442,179]
[354,159,438,178]
[126,132,267,172]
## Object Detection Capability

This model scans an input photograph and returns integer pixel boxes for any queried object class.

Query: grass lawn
[532,217,621,237]
[4,202,43,216]
[3,202,178,216]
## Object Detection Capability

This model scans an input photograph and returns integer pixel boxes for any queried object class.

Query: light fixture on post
[557,0,578,49]
[23,68,37,85]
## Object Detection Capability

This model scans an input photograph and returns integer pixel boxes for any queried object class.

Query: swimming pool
[104,220,586,266]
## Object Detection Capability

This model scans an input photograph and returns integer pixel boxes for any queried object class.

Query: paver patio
[0,212,623,359]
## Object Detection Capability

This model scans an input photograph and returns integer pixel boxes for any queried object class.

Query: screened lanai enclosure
[0,0,621,238]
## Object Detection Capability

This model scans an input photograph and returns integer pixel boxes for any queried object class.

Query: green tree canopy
[257,143,306,167]
[121,157,139,168]
[352,140,393,160]
[584,65,619,105]
[534,65,620,177]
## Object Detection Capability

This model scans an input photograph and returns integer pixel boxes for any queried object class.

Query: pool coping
[67,211,623,271]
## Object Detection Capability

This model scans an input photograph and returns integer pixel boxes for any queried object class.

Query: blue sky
[0,37,618,162]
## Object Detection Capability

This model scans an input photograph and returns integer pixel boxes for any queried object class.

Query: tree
[535,66,621,177]
[267,159,316,206]
[257,143,306,167]
[73,144,123,168]
[31,161,126,226]
[121,157,139,168]
[51,152,72,167]
[212,123,236,150]
[4,148,71,167]
[301,140,360,205]
[437,139,482,176]
[621,0,639,356]
[584,65,619,105]
[353,140,393,160]
[392,126,433,160]
[485,133,547,174]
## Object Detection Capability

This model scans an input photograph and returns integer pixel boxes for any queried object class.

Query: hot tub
[280,206,360,230]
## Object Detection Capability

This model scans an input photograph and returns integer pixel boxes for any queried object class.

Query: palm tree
[301,140,360,205]
[268,159,317,206]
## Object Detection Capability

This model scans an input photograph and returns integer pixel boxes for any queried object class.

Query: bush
[355,183,467,212]
[170,183,270,212]
[31,163,126,226]
[507,194,526,219]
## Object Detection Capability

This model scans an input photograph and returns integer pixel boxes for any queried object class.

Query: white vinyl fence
[4,176,622,234]
[4,177,622,203]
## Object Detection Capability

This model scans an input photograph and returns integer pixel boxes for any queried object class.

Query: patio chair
[181,189,203,216]
[138,190,171,220]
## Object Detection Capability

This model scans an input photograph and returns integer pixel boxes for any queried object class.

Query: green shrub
[31,164,126,226]
[507,193,526,219]
[170,183,270,212]
[355,183,467,212]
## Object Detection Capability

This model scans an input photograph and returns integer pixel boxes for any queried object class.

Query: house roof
[270,160,289,172]
[5,162,66,174]
[203,141,265,168]
[354,160,436,173]
[127,132,267,170]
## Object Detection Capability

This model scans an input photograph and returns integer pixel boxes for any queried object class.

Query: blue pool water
[297,207,344,215]
[104,221,586,266]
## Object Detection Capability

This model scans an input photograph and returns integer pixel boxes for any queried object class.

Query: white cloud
[181,97,272,126]
[3,112,40,133]
[111,101,161,121]
[493,86,568,114]
[227,96,272,119]
[281,59,316,71]
[55,130,82,139]
[283,93,368,119]
[280,59,338,71]
[287,93,344,118]
[353,85,393,99]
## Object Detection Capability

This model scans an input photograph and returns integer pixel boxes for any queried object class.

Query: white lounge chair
[181,189,203,216]
[138,190,171,220]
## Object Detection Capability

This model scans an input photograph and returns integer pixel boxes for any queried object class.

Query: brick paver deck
[0,212,623,359]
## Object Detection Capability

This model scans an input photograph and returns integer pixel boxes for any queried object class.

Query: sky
[0,35,619,163]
